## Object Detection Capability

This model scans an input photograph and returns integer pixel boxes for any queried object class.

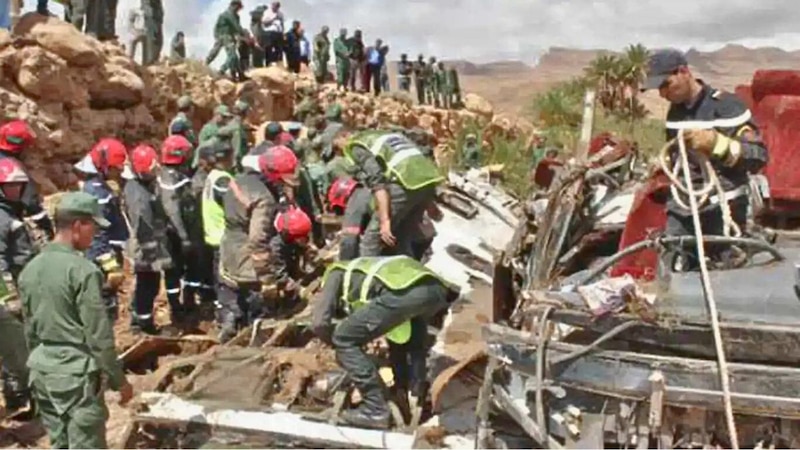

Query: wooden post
[576,88,596,163]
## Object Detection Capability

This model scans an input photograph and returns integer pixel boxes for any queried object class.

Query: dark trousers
[215,281,262,340]
[164,233,199,317]
[132,271,161,325]
[665,197,748,270]
[264,31,283,65]
[360,183,436,258]
[387,317,429,396]
[399,76,411,92]
[368,64,382,96]
[332,281,448,395]
[415,79,425,104]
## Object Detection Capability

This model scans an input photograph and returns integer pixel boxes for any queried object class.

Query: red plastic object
[610,172,670,280]
[751,70,800,103]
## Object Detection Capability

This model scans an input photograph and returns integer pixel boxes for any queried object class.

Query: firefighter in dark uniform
[0,158,36,418]
[642,49,768,269]
[327,176,372,260]
[217,145,299,342]
[0,120,54,242]
[159,135,204,324]
[268,206,313,312]
[81,138,130,321]
[123,145,173,334]
[312,255,459,429]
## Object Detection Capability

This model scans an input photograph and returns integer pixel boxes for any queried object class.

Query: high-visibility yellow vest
[322,255,443,344]
[343,131,444,191]
[202,169,232,246]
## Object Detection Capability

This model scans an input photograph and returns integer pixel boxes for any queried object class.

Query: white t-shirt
[261,9,284,33]
[128,8,145,34]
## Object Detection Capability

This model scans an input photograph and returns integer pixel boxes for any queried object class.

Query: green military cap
[325,104,343,120]
[176,95,193,109]
[56,192,110,228]
[233,99,250,114]
[215,105,232,117]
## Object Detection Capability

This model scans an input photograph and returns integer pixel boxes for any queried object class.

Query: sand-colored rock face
[2,13,526,194]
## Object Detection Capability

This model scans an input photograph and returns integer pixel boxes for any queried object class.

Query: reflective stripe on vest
[345,131,444,191]
[202,169,231,246]
[324,255,445,344]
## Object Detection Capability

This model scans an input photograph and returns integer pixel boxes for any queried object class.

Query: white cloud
[25,0,800,65]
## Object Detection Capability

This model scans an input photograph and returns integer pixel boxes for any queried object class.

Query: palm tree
[584,54,620,110]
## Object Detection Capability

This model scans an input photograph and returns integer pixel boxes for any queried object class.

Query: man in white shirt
[261,1,284,66]
[127,6,146,64]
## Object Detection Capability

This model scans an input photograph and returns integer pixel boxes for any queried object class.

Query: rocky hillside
[2,13,525,196]
[456,45,800,116]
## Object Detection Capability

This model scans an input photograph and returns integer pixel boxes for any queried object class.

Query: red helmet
[258,145,299,185]
[0,158,29,184]
[275,131,295,146]
[161,135,192,165]
[131,144,159,175]
[0,120,35,154]
[274,206,312,242]
[327,177,359,211]
[90,138,128,173]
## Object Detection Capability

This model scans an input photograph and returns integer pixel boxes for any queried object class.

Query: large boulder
[463,93,494,119]
[13,13,104,67]
[11,46,88,108]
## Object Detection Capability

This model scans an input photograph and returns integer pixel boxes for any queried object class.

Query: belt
[708,185,749,205]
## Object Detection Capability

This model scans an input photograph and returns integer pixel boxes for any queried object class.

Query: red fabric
[609,173,670,280]
[532,158,563,189]
[734,85,753,110]
[751,70,800,103]
[588,132,614,155]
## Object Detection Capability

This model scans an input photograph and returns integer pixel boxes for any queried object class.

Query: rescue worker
[318,104,345,161]
[641,49,768,269]
[143,0,165,65]
[201,140,235,302]
[333,28,349,90]
[397,53,413,92]
[81,138,130,321]
[311,255,459,429]
[217,145,299,342]
[340,130,445,258]
[196,105,233,166]
[0,158,35,419]
[170,31,186,63]
[313,26,330,84]
[19,192,134,448]
[346,29,365,92]
[225,99,251,170]
[169,95,197,149]
[0,120,54,242]
[436,61,450,109]
[268,206,313,313]
[159,136,204,325]
[206,0,246,79]
[461,133,481,169]
[413,54,426,105]
[124,144,173,334]
[425,57,438,107]
[327,176,371,260]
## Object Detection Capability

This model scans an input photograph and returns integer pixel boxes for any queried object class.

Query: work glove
[106,272,126,291]
[260,282,279,300]
[682,129,737,161]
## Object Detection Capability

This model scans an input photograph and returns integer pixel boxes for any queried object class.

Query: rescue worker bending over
[201,141,235,300]
[20,192,133,448]
[641,49,768,269]
[340,130,445,258]
[82,138,130,321]
[159,136,204,324]
[124,145,173,334]
[312,255,459,429]
[0,158,35,418]
[0,120,54,241]
[327,176,372,260]
[217,145,299,343]
[266,206,313,313]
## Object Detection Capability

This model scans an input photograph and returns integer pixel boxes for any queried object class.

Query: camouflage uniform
[313,27,331,84]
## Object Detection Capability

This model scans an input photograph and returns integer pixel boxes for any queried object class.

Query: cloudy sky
[25,0,798,65]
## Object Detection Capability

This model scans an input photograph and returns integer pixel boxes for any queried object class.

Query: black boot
[340,388,391,430]
[2,368,32,420]
[130,316,158,335]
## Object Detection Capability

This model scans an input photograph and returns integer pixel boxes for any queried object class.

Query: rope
[663,129,740,449]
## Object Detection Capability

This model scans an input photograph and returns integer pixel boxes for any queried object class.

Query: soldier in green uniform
[333,28,350,91]
[312,255,458,429]
[19,192,134,448]
[313,26,331,84]
[397,53,413,92]
[448,67,462,108]
[222,100,251,171]
[170,31,186,63]
[169,95,197,149]
[0,159,35,418]
[206,0,247,80]
[143,0,165,65]
[435,61,450,108]
[425,57,439,107]
[413,54,427,105]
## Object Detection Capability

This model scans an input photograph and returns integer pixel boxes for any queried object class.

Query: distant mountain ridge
[451,44,800,116]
